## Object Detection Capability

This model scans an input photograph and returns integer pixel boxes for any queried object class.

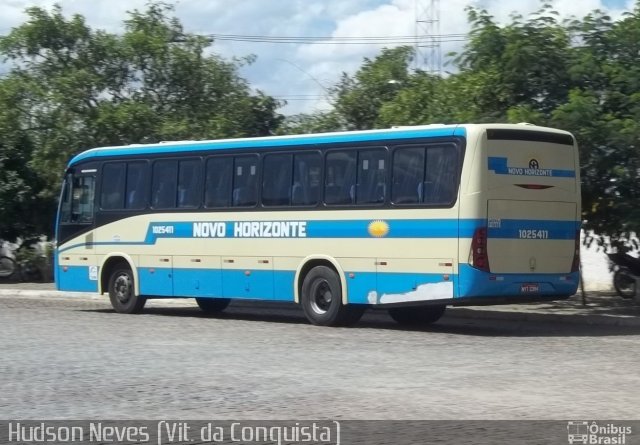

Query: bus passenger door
[221,256,274,299]
[57,171,99,292]
[138,255,173,296]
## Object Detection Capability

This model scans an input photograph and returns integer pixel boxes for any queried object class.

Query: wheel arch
[99,253,139,295]
[294,255,348,304]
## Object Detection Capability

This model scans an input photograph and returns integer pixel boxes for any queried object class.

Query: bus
[55,123,581,326]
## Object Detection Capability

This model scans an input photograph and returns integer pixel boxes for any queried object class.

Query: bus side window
[262,154,292,206]
[357,149,386,204]
[424,145,458,205]
[101,163,126,209]
[325,151,356,205]
[125,162,149,210]
[293,152,321,206]
[392,147,424,204]
[177,159,202,208]
[152,160,178,209]
[232,155,258,207]
[205,157,232,208]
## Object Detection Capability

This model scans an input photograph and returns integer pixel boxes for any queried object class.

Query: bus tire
[196,297,231,313]
[108,266,146,314]
[301,266,364,326]
[388,305,446,326]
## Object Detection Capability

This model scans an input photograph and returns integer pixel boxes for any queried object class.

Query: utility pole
[414,0,441,74]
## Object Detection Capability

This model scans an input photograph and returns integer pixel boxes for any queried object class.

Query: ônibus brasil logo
[567,421,632,444]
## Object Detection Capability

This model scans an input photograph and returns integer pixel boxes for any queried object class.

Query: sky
[0,0,635,115]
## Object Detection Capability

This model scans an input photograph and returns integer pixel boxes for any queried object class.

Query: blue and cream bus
[55,123,581,326]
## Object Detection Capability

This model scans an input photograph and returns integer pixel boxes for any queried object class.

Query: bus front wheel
[301,266,364,327]
[108,266,146,314]
[388,305,446,326]
[196,297,231,313]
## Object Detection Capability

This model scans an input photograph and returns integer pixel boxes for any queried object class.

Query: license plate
[520,283,539,293]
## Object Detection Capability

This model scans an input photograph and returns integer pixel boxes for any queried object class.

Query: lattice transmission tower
[414,0,441,74]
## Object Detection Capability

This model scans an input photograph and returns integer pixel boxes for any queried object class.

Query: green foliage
[2,1,640,243]
[0,78,53,240]
[551,5,640,240]
[331,46,414,130]
[277,112,345,135]
[0,2,283,241]
[313,1,640,242]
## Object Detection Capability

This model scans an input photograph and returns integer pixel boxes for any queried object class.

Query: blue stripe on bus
[152,268,298,301]
[143,219,483,243]
[56,217,580,253]
[56,266,99,292]
[144,218,575,241]
[457,264,579,298]
[52,220,481,250]
[307,219,475,238]
[488,156,575,178]
[346,271,454,304]
[56,263,580,302]
[488,220,580,240]
[69,126,465,166]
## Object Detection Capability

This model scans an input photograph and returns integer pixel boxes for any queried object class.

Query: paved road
[1,293,639,420]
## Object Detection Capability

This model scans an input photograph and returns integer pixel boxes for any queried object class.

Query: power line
[207,32,467,45]
[274,97,327,101]
[274,94,326,97]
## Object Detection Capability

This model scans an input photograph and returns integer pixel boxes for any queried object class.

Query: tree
[277,111,345,135]
[0,75,54,240]
[452,3,639,239]
[0,3,283,240]
[452,4,573,122]
[377,70,492,126]
[331,46,414,130]
[552,5,640,241]
[323,2,640,242]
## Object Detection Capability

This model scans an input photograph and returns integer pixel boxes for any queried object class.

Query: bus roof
[67,123,571,167]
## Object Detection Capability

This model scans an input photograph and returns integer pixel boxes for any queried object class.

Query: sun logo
[368,220,390,238]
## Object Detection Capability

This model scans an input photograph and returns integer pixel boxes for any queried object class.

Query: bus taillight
[571,230,580,273]
[472,227,490,272]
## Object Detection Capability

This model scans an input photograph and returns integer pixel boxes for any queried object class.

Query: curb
[0,289,196,307]
[1,289,639,327]
[0,288,100,300]
[446,307,640,327]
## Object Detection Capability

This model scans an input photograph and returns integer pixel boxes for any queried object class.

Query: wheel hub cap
[310,280,332,314]
[114,274,131,304]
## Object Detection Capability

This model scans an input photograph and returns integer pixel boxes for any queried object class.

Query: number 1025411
[518,229,549,239]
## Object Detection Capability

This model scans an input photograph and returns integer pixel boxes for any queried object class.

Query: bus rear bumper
[457,264,579,300]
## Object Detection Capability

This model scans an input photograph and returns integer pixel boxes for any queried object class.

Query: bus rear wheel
[108,266,146,314]
[301,266,364,327]
[388,305,446,326]
[196,297,231,313]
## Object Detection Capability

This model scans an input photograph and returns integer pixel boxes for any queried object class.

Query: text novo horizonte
[193,221,307,238]
[507,167,553,176]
